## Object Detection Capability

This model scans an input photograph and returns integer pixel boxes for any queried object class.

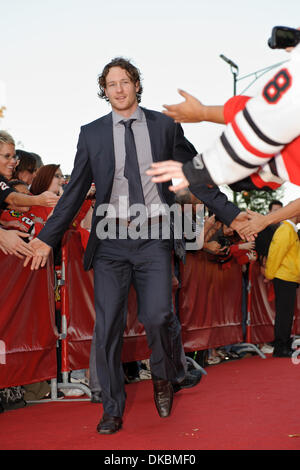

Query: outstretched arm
[6,190,59,208]
[237,199,300,238]
[163,89,225,124]
[148,55,300,190]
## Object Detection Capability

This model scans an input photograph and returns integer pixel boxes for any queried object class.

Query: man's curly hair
[98,57,143,103]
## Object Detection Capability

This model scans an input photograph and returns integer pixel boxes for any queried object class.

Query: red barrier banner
[60,231,247,370]
[179,251,244,351]
[0,252,58,388]
[60,230,95,372]
[247,261,275,344]
[3,231,300,390]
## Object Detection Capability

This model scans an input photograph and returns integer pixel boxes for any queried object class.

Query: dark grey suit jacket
[38,108,240,270]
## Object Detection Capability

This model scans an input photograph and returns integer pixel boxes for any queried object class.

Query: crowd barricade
[4,228,300,391]
[59,230,95,373]
[246,260,300,344]
[0,251,58,389]
[59,231,246,373]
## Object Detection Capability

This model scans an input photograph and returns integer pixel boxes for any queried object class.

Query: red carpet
[1,356,300,450]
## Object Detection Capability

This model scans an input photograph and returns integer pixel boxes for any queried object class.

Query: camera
[216,235,231,257]
[268,26,300,49]
[217,235,231,249]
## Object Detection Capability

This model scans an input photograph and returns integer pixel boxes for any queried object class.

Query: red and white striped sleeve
[183,45,300,188]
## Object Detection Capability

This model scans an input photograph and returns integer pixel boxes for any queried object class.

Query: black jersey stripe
[268,158,279,177]
[220,133,259,169]
[243,108,287,146]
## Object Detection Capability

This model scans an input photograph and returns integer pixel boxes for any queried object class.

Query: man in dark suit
[25,57,243,434]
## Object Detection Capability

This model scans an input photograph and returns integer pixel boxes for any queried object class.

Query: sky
[1,0,300,204]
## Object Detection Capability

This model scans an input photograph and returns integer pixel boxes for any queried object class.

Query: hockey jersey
[183,43,300,190]
[0,208,45,236]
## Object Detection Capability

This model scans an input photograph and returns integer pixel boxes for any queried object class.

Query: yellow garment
[265,221,300,283]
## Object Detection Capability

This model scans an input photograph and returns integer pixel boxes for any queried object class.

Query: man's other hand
[146,161,189,192]
[23,238,51,270]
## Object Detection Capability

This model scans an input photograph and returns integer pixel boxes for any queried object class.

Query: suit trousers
[273,277,298,350]
[92,235,186,417]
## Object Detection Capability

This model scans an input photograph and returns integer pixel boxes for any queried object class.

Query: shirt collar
[285,219,298,232]
[112,106,143,125]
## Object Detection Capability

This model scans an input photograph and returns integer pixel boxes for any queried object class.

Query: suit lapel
[142,107,166,197]
[100,112,115,168]
[97,112,115,202]
[142,108,162,163]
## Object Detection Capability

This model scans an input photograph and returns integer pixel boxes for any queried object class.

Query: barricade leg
[234,343,266,359]
[48,263,92,401]
[56,261,91,400]
[233,264,266,359]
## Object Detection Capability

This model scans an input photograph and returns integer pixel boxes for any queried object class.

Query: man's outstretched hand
[162,89,225,124]
[230,212,257,241]
[241,209,269,237]
[163,90,206,123]
[23,238,51,270]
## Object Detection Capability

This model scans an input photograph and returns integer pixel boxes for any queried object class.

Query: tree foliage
[224,186,284,214]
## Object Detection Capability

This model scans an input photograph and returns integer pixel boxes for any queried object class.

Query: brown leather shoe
[97,413,123,434]
[152,379,173,418]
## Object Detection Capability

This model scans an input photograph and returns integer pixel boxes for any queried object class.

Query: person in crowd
[31,164,65,197]
[0,179,43,235]
[249,200,284,355]
[263,214,300,357]
[8,178,31,194]
[254,199,284,283]
[0,131,58,257]
[268,200,283,213]
[174,189,248,255]
[146,43,300,212]
[174,189,206,252]
[13,150,38,186]
[204,217,256,267]
[23,57,248,435]
[0,180,45,239]
[29,164,65,227]
[1,180,32,230]
[245,200,284,327]
[30,152,44,170]
[72,184,96,250]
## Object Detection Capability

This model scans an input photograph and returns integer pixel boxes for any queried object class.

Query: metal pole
[220,54,288,95]
[233,71,237,96]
